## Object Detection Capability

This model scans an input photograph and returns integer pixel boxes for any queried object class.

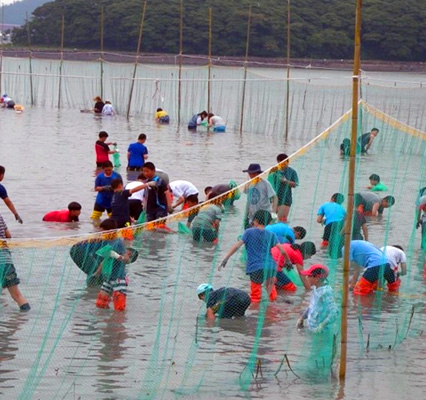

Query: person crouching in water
[296,264,338,333]
[154,108,170,124]
[197,283,251,321]
[94,218,136,311]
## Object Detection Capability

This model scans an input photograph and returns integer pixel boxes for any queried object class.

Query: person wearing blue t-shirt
[0,165,23,224]
[343,240,400,295]
[197,284,251,321]
[219,210,287,303]
[317,193,346,258]
[91,161,122,220]
[265,222,306,244]
[127,134,148,171]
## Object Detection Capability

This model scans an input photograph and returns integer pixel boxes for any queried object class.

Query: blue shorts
[213,126,226,132]
[159,116,170,124]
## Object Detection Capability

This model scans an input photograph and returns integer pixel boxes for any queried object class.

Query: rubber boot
[112,292,126,311]
[353,277,376,295]
[387,278,401,292]
[269,285,277,302]
[250,282,262,303]
[91,210,103,220]
[321,240,329,248]
[279,216,288,223]
[277,282,297,292]
[96,292,110,309]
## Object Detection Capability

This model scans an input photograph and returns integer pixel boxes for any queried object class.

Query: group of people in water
[0,121,423,335]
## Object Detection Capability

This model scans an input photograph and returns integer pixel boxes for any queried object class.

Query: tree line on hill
[10,0,426,62]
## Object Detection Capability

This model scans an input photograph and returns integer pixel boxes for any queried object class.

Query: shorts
[129,199,143,220]
[363,264,395,284]
[188,125,197,130]
[276,270,292,287]
[146,208,168,222]
[249,268,276,284]
[219,293,251,318]
[192,226,217,242]
[213,126,226,132]
[96,161,107,168]
[94,203,112,214]
[127,166,142,171]
[0,262,20,288]
[7,101,15,109]
[159,116,170,124]
[277,187,293,206]
[323,221,344,241]
[101,277,128,296]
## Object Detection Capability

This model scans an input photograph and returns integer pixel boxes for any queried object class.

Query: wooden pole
[339,0,362,381]
[58,14,65,109]
[126,1,147,119]
[100,6,104,99]
[0,5,3,95]
[178,0,183,124]
[207,7,212,114]
[26,12,34,106]
[284,0,291,140]
[239,5,252,135]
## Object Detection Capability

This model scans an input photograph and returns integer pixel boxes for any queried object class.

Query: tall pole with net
[100,6,104,100]
[284,0,291,141]
[339,0,362,381]
[207,7,212,114]
[177,0,184,125]
[239,5,252,136]
[57,14,65,109]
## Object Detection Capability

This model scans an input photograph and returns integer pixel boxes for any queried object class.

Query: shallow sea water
[0,67,426,399]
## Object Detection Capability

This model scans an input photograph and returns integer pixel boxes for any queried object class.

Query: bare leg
[277,205,290,222]
[7,285,29,307]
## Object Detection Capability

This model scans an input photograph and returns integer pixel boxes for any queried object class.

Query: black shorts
[277,187,293,206]
[249,268,276,283]
[129,199,143,220]
[94,203,112,214]
[323,221,344,241]
[127,166,142,171]
[192,227,217,242]
[363,264,395,284]
[146,208,168,222]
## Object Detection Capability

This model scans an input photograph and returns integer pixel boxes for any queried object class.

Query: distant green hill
[2,0,49,26]
[10,0,426,62]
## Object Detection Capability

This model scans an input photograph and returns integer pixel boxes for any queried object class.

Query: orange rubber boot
[269,285,277,302]
[250,282,262,303]
[112,292,127,311]
[387,278,401,292]
[277,282,297,292]
[353,277,376,295]
[96,292,110,309]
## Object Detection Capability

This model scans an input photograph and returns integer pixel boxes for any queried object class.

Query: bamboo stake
[177,0,183,124]
[339,0,362,381]
[0,5,3,95]
[126,1,147,119]
[207,7,212,114]
[57,14,65,109]
[239,5,252,135]
[284,0,291,140]
[26,12,34,106]
[100,6,104,99]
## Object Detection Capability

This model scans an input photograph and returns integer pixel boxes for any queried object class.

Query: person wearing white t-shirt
[102,100,116,116]
[125,174,146,220]
[207,113,226,132]
[380,245,407,278]
[169,180,199,209]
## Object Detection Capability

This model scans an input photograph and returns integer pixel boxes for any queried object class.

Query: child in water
[296,264,337,333]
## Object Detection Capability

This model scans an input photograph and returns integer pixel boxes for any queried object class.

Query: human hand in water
[284,260,293,271]
[416,221,422,229]
[15,214,23,224]
[296,317,304,329]
[218,258,228,271]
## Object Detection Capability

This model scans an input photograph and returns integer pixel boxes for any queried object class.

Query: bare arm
[371,203,380,217]
[165,189,173,212]
[362,223,369,241]
[365,136,375,152]
[295,263,311,290]
[400,262,407,276]
[144,154,149,160]
[206,308,216,321]
[5,228,11,239]
[317,215,324,224]
[349,262,362,289]
[127,152,130,161]
[3,197,19,217]
[129,184,147,195]
[271,195,278,214]
[223,240,244,263]
[173,196,185,209]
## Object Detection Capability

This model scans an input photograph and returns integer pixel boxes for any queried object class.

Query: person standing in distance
[95,131,117,168]
[0,166,23,224]
[358,128,379,154]
[127,134,148,172]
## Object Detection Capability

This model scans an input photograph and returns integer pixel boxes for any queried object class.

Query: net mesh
[1,55,426,398]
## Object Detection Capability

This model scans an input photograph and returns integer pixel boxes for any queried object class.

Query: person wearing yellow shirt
[154,108,170,124]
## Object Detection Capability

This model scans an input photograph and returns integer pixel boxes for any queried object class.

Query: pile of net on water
[1,99,426,398]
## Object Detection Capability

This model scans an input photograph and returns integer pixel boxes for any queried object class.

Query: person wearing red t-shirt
[271,242,316,290]
[43,202,82,222]
[95,131,117,168]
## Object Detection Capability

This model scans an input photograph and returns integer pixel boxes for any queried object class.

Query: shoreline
[1,47,426,73]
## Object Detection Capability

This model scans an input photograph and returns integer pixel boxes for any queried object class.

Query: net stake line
[339,0,362,382]
[100,6,104,99]
[26,12,34,106]
[239,5,252,136]
[284,0,291,140]
[177,0,183,125]
[57,14,65,109]
[126,1,147,119]
[207,7,212,115]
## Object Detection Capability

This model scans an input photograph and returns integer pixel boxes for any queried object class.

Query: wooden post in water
[57,15,65,109]
[100,6,104,99]
[26,12,34,106]
[177,0,183,124]
[339,0,362,382]
[207,7,212,114]
[284,0,291,140]
[239,5,252,135]
[126,1,147,119]
[0,4,3,95]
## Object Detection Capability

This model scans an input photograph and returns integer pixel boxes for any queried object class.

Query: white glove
[110,251,122,260]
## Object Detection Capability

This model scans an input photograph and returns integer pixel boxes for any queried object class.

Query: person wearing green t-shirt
[367,174,388,192]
